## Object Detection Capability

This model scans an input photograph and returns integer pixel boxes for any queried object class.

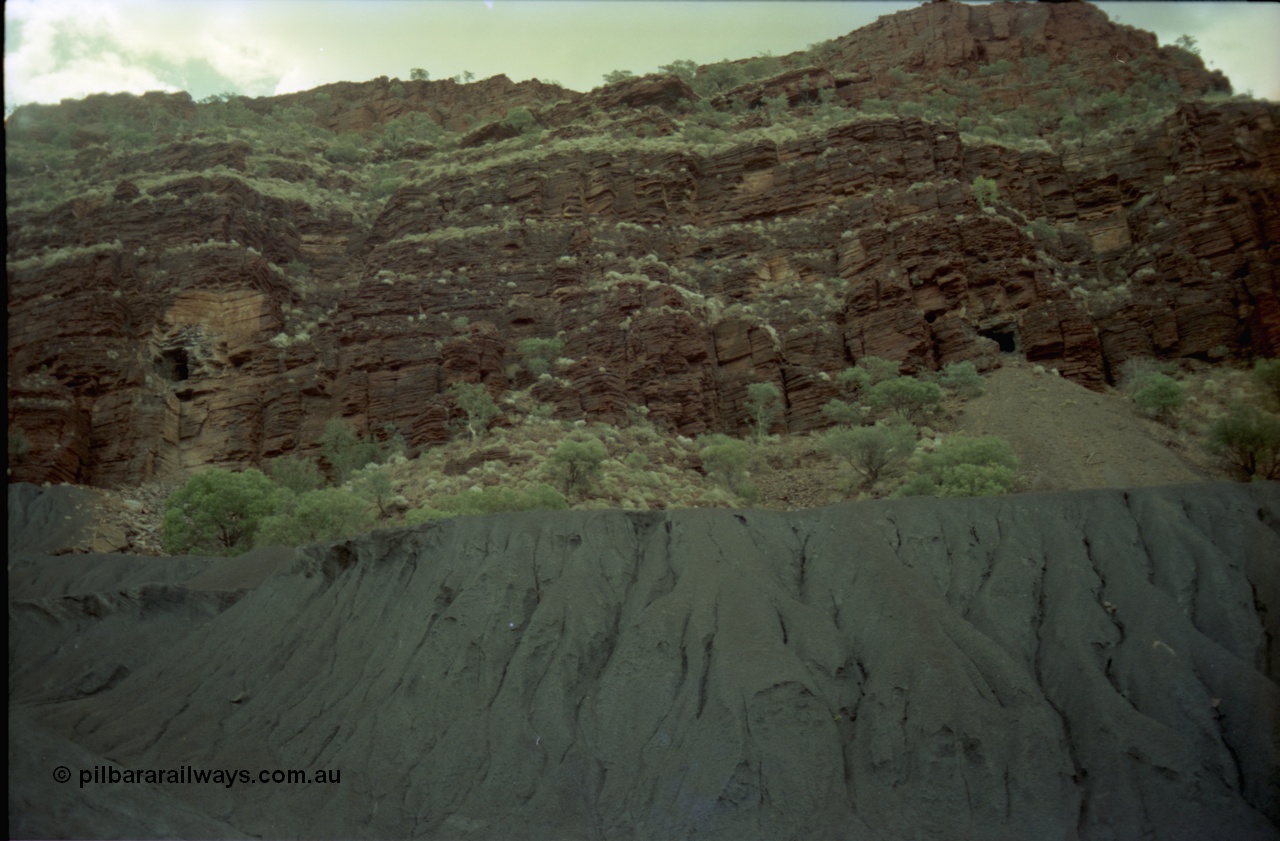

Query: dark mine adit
[9,480,1280,839]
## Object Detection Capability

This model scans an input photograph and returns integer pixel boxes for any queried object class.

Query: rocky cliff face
[9,480,1280,839]
[7,1,1278,487]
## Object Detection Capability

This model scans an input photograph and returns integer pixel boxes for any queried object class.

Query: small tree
[352,465,396,517]
[904,435,1019,497]
[410,68,429,81]
[1133,374,1185,423]
[855,356,900,386]
[548,438,608,497]
[321,419,383,484]
[256,488,376,546]
[698,434,756,496]
[821,424,917,490]
[867,376,944,424]
[972,175,999,209]
[1252,358,1280,407]
[502,106,538,135]
[603,69,635,85]
[836,366,872,397]
[268,454,324,494]
[162,468,280,555]
[1208,403,1280,480]
[935,361,985,398]
[745,382,782,440]
[821,398,864,428]
[518,337,564,378]
[449,382,499,441]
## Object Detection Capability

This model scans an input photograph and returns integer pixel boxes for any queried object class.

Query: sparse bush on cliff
[867,376,943,424]
[410,68,429,81]
[972,176,999,209]
[162,468,280,556]
[450,382,500,441]
[1207,403,1280,480]
[502,107,538,135]
[323,133,364,165]
[518,337,564,377]
[1133,374,1185,423]
[821,424,917,491]
[745,382,782,440]
[321,419,384,484]
[256,487,376,546]
[900,435,1019,497]
[268,454,325,494]
[547,437,609,497]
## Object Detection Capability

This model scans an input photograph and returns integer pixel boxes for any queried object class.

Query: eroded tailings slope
[11,483,1280,839]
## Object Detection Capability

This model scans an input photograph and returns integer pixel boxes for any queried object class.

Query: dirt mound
[953,360,1212,491]
[10,482,1279,839]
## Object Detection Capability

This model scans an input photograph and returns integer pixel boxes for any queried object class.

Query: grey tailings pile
[9,481,1280,839]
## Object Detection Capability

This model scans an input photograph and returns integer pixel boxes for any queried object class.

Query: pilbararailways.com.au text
[70,764,340,789]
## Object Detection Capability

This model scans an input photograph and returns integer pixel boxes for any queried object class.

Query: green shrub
[352,465,396,516]
[518,337,564,377]
[369,176,405,199]
[547,438,609,496]
[321,419,384,484]
[972,176,999,209]
[256,488,376,546]
[821,398,864,427]
[821,424,916,490]
[978,59,1015,77]
[745,382,782,440]
[904,435,1019,497]
[324,134,364,165]
[836,366,872,396]
[449,382,499,441]
[1133,374,1185,423]
[1207,403,1280,479]
[8,427,32,465]
[935,361,985,398]
[1252,358,1280,406]
[1120,357,1176,391]
[162,468,280,555]
[867,376,944,424]
[698,434,757,496]
[268,455,324,494]
[502,107,538,135]
[855,356,900,386]
[405,483,568,523]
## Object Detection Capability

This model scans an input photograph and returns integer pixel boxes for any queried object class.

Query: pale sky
[5,0,1279,115]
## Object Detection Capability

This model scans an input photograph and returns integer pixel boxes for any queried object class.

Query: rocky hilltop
[7,0,1278,488]
[9,480,1280,839]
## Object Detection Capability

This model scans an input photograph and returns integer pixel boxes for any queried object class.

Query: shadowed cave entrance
[979,325,1020,354]
[157,346,191,382]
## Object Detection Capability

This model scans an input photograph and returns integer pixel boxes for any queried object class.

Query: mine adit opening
[157,346,191,381]
[979,324,1020,353]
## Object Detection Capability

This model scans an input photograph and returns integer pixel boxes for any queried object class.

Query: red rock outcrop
[7,2,1277,488]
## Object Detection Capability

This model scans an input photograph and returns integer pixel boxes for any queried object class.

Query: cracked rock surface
[9,482,1280,839]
